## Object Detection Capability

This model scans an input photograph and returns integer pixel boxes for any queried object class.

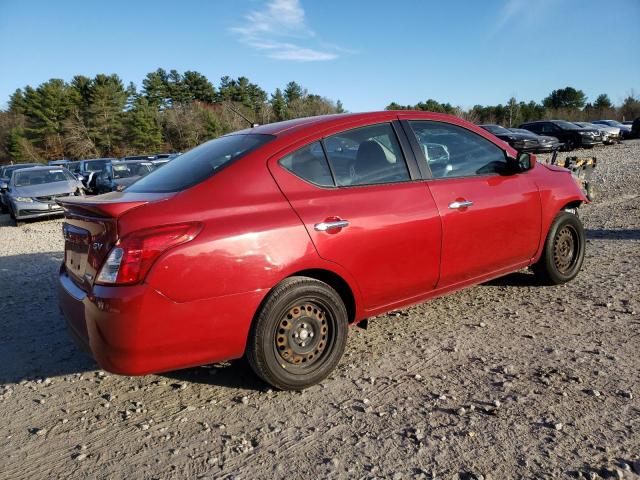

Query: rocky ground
[0,141,639,479]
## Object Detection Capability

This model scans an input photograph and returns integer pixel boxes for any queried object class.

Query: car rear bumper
[58,266,266,375]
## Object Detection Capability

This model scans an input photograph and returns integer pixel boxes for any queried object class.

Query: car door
[402,119,541,287]
[268,121,442,311]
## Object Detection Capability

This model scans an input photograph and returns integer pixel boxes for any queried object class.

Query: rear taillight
[96,222,202,285]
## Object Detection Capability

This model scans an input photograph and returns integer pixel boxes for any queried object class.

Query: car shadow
[0,251,97,384]
[482,270,540,287]
[586,228,640,240]
[0,249,266,390]
[161,360,268,392]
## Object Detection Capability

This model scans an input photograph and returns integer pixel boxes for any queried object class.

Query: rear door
[269,121,442,311]
[402,119,541,287]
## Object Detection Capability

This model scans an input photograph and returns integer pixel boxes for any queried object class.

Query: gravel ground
[1,141,639,479]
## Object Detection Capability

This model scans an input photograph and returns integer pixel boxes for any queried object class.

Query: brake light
[96,222,202,285]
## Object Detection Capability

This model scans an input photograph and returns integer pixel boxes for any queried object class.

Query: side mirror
[0,182,8,191]
[517,152,535,171]
[76,175,85,182]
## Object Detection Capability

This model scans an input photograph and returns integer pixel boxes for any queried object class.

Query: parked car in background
[507,128,563,152]
[0,163,40,213]
[58,111,588,390]
[122,155,157,161]
[574,122,620,144]
[68,158,115,192]
[479,124,560,153]
[632,117,640,139]
[591,120,632,139]
[48,159,71,166]
[519,120,602,150]
[1,166,84,224]
[479,124,540,152]
[94,160,154,194]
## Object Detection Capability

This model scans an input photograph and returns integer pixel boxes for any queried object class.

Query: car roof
[232,111,480,139]
[14,165,67,172]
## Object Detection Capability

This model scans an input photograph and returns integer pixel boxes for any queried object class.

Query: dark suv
[518,120,602,150]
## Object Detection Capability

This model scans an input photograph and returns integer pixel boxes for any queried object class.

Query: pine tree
[142,68,170,108]
[8,89,26,115]
[284,81,304,104]
[86,74,127,155]
[593,94,612,110]
[270,88,287,121]
[126,97,163,153]
[183,71,216,103]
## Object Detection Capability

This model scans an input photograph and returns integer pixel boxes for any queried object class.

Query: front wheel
[532,211,585,285]
[247,277,349,390]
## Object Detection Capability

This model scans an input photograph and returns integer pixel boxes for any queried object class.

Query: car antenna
[224,102,259,128]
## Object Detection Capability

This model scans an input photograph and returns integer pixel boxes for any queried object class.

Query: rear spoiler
[56,192,171,218]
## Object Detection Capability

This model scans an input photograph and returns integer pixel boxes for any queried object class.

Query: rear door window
[324,123,410,186]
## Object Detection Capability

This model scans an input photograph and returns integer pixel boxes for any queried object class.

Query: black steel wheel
[247,277,348,390]
[532,211,585,285]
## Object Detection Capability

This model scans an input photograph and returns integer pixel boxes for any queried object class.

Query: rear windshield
[14,169,74,186]
[127,134,274,193]
[84,160,109,172]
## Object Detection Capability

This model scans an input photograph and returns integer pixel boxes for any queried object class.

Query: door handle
[448,200,473,209]
[314,220,350,231]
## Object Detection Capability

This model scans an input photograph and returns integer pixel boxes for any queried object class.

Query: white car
[574,122,620,144]
[592,120,632,138]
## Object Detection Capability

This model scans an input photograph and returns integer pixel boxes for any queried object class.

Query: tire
[564,139,576,151]
[532,211,585,285]
[247,276,349,390]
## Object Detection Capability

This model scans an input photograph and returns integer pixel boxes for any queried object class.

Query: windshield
[14,169,75,187]
[2,164,38,178]
[554,120,581,130]
[112,163,153,179]
[127,134,274,193]
[84,159,109,172]
[482,125,511,135]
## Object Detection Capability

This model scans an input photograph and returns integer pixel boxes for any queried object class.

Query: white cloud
[231,0,341,62]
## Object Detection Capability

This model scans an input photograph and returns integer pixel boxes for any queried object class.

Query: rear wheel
[247,277,348,390]
[532,211,585,285]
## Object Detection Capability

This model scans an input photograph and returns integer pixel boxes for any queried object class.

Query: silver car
[0,166,84,224]
[574,122,620,144]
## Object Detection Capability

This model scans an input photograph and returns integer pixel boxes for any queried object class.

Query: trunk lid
[57,191,173,291]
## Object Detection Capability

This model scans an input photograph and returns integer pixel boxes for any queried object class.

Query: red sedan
[58,111,587,390]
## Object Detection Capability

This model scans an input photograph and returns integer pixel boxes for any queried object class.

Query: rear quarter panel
[117,148,363,309]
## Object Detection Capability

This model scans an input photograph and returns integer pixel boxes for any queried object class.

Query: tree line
[2,76,639,164]
[0,69,345,163]
[386,86,640,127]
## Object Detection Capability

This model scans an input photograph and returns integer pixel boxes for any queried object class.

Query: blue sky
[0,0,638,112]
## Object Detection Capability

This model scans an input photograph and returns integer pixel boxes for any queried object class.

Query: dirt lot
[1,141,639,479]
